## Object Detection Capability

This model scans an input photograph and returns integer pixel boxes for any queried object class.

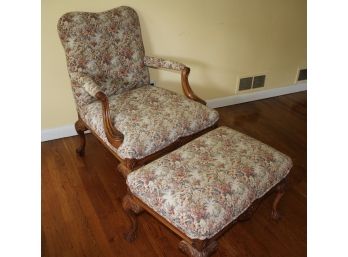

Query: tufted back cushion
[57,6,150,107]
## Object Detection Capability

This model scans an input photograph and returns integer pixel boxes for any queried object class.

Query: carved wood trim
[95,91,124,148]
[181,67,206,105]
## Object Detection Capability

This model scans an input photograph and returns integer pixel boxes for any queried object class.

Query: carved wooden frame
[122,179,287,257]
[74,67,218,174]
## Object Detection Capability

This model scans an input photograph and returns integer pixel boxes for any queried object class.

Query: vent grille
[239,75,266,91]
[239,77,253,91]
[297,69,307,81]
[252,75,266,88]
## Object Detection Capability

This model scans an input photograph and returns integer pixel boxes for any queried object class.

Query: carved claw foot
[178,240,218,257]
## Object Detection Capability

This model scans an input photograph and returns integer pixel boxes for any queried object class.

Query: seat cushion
[127,126,292,240]
[82,85,219,159]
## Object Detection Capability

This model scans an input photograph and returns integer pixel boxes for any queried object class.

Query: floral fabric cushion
[57,6,150,107]
[127,127,292,240]
[82,85,219,160]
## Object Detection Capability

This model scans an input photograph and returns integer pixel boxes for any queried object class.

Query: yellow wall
[42,0,306,129]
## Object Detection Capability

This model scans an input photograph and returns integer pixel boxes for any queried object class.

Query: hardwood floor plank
[42,91,307,257]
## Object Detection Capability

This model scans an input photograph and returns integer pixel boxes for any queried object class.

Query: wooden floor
[42,92,307,257]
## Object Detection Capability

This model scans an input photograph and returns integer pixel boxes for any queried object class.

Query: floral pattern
[57,6,150,107]
[82,85,219,160]
[74,74,100,97]
[144,56,186,71]
[127,126,292,240]
[71,72,141,98]
[57,6,220,161]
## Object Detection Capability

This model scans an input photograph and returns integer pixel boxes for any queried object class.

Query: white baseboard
[41,124,78,142]
[206,82,307,108]
[41,82,306,142]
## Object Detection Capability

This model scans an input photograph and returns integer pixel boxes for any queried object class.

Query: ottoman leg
[179,240,218,257]
[271,180,286,220]
[122,194,143,242]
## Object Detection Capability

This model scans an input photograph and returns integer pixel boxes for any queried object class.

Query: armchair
[57,6,219,175]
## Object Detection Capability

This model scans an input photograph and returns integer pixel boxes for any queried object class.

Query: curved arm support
[95,92,124,148]
[144,56,206,105]
[181,67,206,105]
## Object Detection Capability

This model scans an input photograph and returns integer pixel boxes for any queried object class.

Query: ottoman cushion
[127,126,292,240]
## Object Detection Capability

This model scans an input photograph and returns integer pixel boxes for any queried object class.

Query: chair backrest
[57,6,150,107]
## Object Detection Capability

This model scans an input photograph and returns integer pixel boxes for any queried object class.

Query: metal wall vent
[297,69,307,81]
[253,75,266,88]
[239,75,266,91]
[239,77,253,91]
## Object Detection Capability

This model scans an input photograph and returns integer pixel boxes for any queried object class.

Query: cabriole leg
[74,119,87,156]
[271,180,286,220]
[122,194,143,242]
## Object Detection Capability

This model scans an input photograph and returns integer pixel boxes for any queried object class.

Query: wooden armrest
[74,72,124,147]
[181,67,206,105]
[95,92,124,148]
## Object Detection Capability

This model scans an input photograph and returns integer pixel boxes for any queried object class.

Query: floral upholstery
[144,56,186,71]
[57,6,150,109]
[127,127,292,240]
[82,85,219,160]
[57,6,218,160]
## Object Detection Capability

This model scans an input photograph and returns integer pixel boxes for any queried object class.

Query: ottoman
[123,126,292,257]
